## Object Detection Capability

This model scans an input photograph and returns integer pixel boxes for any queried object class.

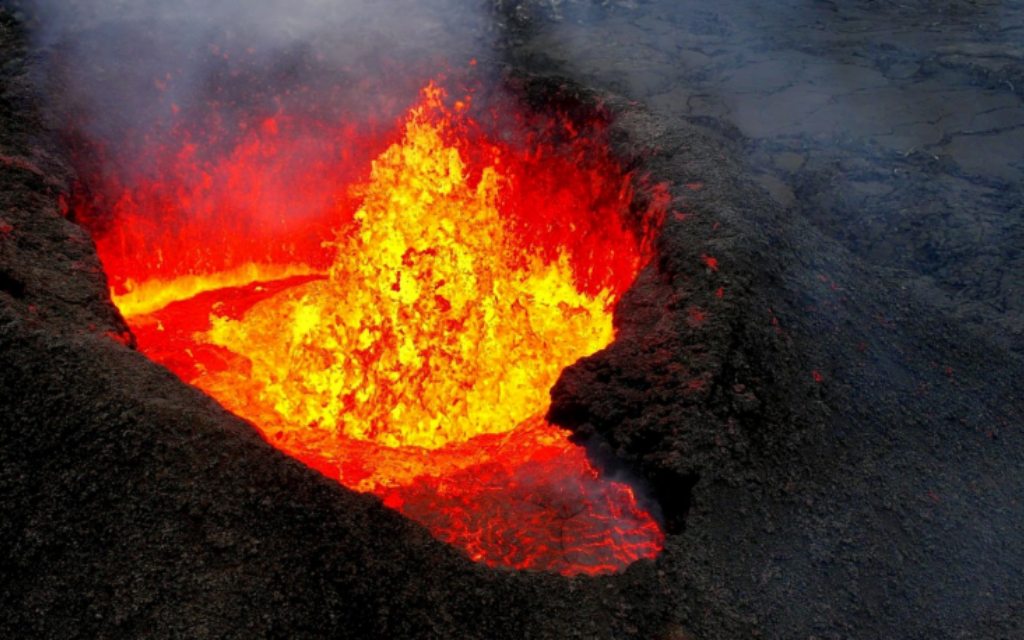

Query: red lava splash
[76,82,665,576]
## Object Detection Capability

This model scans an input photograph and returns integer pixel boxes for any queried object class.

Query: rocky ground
[509,1,1024,637]
[2,1,1023,639]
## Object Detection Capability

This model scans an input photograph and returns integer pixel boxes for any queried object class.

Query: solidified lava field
[2,1,1023,639]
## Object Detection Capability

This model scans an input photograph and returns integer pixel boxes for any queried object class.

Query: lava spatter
[80,82,665,575]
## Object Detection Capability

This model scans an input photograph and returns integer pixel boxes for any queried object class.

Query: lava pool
[75,81,665,576]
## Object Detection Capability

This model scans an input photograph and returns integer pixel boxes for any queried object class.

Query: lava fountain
[74,82,666,575]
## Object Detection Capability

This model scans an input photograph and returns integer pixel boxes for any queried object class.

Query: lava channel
[76,82,665,576]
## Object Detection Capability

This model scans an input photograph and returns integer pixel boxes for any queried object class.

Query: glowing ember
[78,82,664,575]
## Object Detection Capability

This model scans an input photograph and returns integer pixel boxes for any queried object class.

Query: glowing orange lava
[78,82,664,575]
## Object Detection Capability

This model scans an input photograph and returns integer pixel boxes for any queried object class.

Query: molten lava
[78,82,664,575]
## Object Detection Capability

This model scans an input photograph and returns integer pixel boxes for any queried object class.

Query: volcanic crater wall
[0,6,697,638]
[0,2,801,634]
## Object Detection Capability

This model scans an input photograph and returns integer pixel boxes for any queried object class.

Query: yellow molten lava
[196,84,617,453]
[111,262,322,317]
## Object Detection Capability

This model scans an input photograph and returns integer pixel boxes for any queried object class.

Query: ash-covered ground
[2,1,1023,639]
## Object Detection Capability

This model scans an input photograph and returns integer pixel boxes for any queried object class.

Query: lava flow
[77,82,665,575]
